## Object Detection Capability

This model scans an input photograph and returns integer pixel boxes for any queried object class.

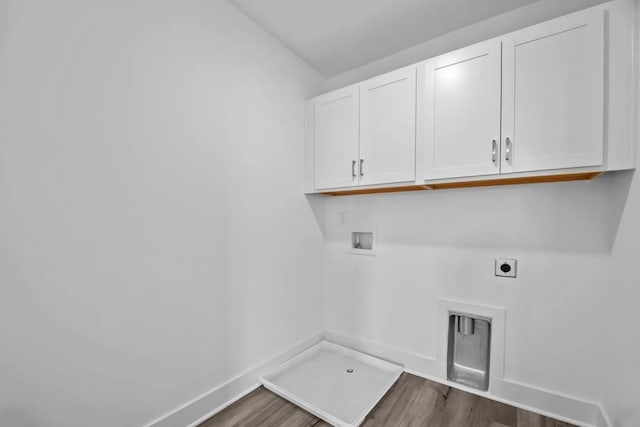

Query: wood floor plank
[198,373,576,427]
[488,398,519,426]
[199,388,300,427]
[362,373,447,427]
[517,409,572,427]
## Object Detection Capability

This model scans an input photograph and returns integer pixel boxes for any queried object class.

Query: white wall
[604,163,640,427]
[601,7,640,424]
[322,175,630,405]
[0,1,325,426]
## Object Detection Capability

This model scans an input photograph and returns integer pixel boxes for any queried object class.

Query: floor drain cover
[346,368,354,373]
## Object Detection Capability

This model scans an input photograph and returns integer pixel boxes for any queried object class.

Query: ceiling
[229,0,542,77]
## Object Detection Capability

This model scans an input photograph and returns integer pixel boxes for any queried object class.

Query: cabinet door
[501,8,604,174]
[313,86,359,190]
[419,40,502,180]
[359,66,416,186]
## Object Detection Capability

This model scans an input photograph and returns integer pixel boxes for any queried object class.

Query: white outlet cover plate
[495,259,517,278]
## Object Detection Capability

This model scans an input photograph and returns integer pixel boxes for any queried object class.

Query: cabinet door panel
[313,87,359,190]
[359,66,416,186]
[420,40,501,180]
[501,9,604,173]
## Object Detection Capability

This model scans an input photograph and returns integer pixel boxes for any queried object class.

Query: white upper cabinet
[312,86,359,190]
[500,8,605,174]
[359,66,417,186]
[419,40,501,180]
[305,4,633,194]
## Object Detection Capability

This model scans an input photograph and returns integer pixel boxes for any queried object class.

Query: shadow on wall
[309,170,634,255]
[305,194,327,239]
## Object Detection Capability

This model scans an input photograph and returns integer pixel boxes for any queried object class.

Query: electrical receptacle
[495,259,517,278]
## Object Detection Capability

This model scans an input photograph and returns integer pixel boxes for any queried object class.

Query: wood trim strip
[320,185,431,196]
[428,172,603,190]
[318,172,604,196]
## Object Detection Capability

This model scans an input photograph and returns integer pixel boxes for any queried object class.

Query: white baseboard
[144,329,608,427]
[144,330,324,427]
[490,378,604,427]
[324,329,608,427]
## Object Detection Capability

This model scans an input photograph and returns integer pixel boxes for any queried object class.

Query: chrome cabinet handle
[352,160,356,178]
[492,139,497,164]
[359,159,364,177]
[505,137,512,163]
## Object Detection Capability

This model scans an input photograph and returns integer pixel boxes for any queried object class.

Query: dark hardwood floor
[199,373,575,427]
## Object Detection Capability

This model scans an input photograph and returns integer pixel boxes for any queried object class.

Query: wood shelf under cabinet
[318,172,603,196]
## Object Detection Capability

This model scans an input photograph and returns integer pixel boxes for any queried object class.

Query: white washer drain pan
[261,341,402,427]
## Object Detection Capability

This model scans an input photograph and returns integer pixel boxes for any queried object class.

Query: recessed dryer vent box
[447,313,491,391]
